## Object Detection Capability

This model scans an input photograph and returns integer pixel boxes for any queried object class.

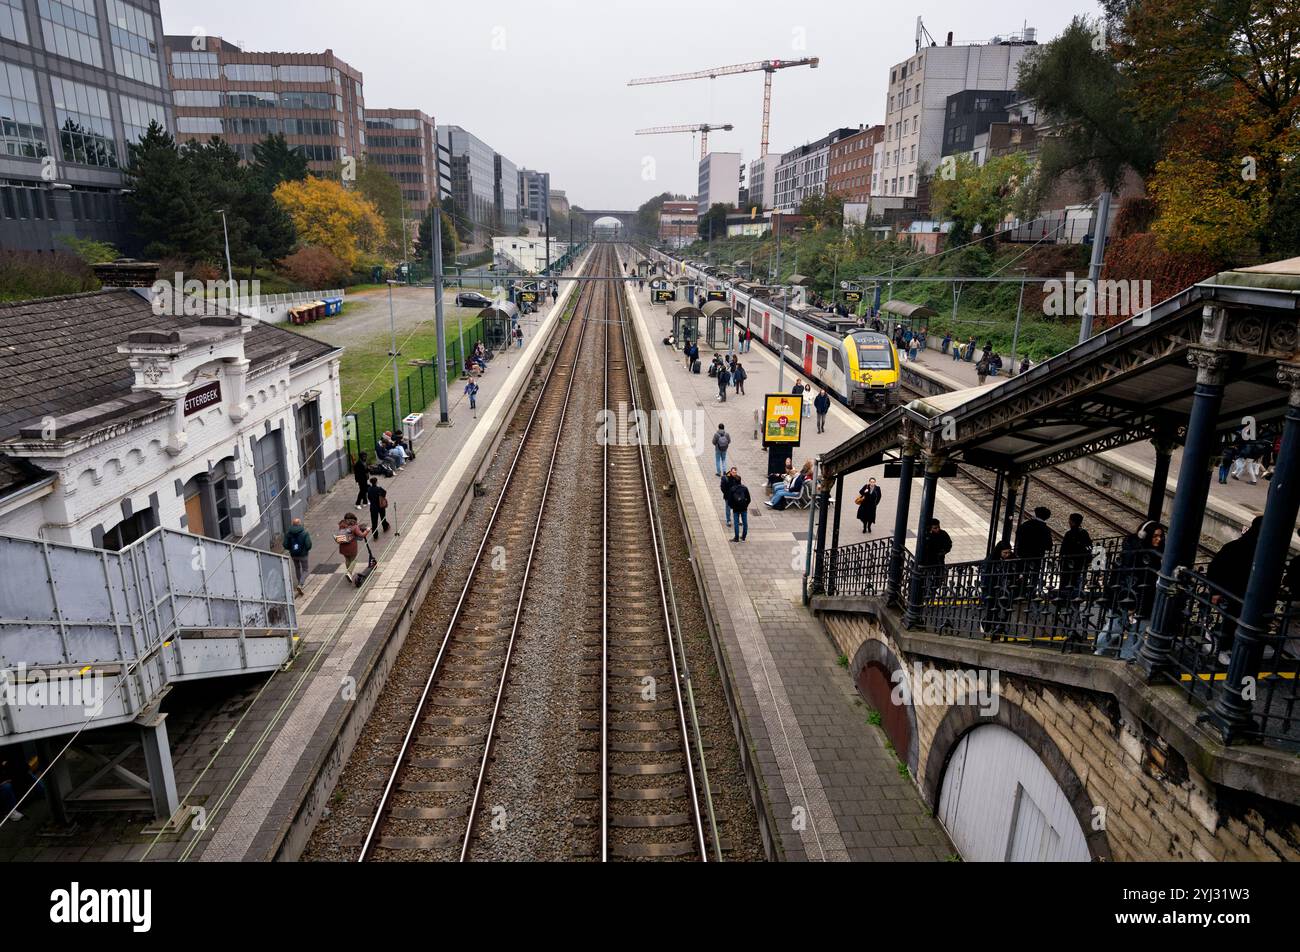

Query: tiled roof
[0,289,340,442]
[0,454,53,499]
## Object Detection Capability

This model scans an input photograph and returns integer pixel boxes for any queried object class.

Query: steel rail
[356,249,602,862]
[601,247,709,860]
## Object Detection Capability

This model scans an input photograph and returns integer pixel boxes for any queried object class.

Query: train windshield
[854,335,894,369]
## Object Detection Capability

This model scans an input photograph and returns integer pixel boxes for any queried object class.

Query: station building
[0,262,346,553]
[0,0,173,252]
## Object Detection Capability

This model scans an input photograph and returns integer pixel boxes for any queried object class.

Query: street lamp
[216,208,235,285]
[387,280,403,427]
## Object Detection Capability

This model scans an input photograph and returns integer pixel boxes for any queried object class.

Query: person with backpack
[367,476,391,537]
[284,518,313,596]
[976,355,990,385]
[712,423,731,476]
[732,360,747,395]
[717,363,731,402]
[353,452,371,507]
[728,472,752,542]
[336,513,369,585]
[813,389,832,434]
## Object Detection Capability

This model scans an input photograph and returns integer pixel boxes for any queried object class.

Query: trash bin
[324,297,343,316]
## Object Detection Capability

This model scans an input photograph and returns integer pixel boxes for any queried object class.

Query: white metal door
[937,724,1090,862]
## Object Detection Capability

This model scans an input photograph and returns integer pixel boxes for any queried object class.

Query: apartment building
[1,0,173,252]
[658,199,697,248]
[879,29,1036,197]
[163,35,364,175]
[746,152,784,211]
[772,128,856,212]
[826,124,883,204]
[363,108,437,219]
[519,167,549,227]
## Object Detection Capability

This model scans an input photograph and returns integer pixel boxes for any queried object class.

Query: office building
[746,152,784,211]
[495,151,518,234]
[1,0,173,252]
[658,199,697,248]
[364,107,437,223]
[519,167,549,227]
[697,151,740,218]
[772,128,857,212]
[162,35,364,175]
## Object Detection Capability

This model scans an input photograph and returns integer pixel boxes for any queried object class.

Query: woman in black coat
[856,478,882,533]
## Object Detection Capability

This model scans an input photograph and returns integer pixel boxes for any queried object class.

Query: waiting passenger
[1096,520,1165,660]
[980,540,1018,638]
[1206,516,1265,665]
[1058,512,1093,599]
[766,461,812,510]
[856,478,882,534]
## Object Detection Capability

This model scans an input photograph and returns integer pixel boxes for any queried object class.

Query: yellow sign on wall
[323,418,333,439]
[763,394,802,447]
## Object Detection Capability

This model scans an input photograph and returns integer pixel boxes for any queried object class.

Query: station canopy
[821,258,1300,482]
[788,274,813,287]
[880,300,938,321]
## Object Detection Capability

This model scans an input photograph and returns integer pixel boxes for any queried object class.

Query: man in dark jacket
[728,474,752,542]
[717,364,731,403]
[353,452,371,507]
[284,518,313,596]
[1014,506,1053,597]
[814,389,832,433]
[1096,520,1165,660]
[1207,516,1264,664]
[366,477,391,537]
[980,540,1018,638]
[1058,512,1092,599]
[720,468,739,528]
[919,518,954,602]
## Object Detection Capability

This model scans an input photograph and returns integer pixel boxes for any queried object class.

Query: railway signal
[628,57,820,157]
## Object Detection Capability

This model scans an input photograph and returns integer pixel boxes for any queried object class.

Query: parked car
[455,291,492,308]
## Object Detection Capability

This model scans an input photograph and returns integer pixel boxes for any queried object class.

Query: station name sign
[653,289,676,303]
[184,381,222,416]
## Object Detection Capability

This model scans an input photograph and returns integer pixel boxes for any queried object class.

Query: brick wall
[823,611,1300,862]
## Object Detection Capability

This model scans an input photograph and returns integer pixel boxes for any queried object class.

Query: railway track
[584,248,712,860]
[356,246,712,861]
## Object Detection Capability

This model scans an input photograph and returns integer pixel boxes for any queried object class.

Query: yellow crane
[628,58,820,157]
[635,123,734,159]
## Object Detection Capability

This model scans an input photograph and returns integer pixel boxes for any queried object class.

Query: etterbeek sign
[184,381,222,416]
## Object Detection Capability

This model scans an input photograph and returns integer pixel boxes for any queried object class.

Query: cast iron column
[1000,474,1022,547]
[1147,426,1177,524]
[826,474,844,595]
[1209,363,1300,741]
[1138,347,1231,678]
[905,453,944,628]
[887,430,920,605]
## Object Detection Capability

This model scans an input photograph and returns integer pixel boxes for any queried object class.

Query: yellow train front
[841,330,900,413]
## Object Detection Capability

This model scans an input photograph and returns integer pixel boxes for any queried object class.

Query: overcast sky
[162,0,1102,210]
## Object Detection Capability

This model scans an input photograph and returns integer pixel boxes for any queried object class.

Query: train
[645,249,902,414]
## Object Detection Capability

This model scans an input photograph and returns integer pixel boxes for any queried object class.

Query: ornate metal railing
[824,537,894,597]
[1168,567,1300,750]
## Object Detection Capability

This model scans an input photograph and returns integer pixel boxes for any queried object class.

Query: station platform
[624,265,959,860]
[901,344,1282,544]
[0,267,585,863]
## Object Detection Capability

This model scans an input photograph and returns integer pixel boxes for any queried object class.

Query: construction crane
[628,58,819,157]
[635,123,734,159]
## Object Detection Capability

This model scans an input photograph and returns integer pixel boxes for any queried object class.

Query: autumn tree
[929,153,1035,246]
[274,176,385,268]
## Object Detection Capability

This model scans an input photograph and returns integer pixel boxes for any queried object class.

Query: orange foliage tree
[273,177,385,268]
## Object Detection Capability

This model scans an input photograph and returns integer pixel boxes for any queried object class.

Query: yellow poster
[323,418,333,438]
[764,394,802,446]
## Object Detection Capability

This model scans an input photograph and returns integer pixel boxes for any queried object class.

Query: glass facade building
[0,0,172,252]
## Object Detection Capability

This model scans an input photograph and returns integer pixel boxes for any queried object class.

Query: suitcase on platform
[692,359,701,374]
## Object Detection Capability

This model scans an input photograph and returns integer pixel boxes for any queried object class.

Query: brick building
[364,107,438,222]
[826,124,883,204]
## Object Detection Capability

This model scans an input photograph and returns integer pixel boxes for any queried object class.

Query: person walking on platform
[742,326,752,352]
[284,518,312,596]
[1218,440,1238,484]
[353,452,371,507]
[791,381,805,417]
[717,363,731,402]
[367,477,391,538]
[814,389,831,433]
[919,518,954,602]
[712,423,731,476]
[1059,512,1092,599]
[728,473,752,542]
[856,478,882,533]
[336,513,369,585]
[976,355,990,386]
[720,467,739,528]
[464,378,480,412]
[732,360,747,395]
